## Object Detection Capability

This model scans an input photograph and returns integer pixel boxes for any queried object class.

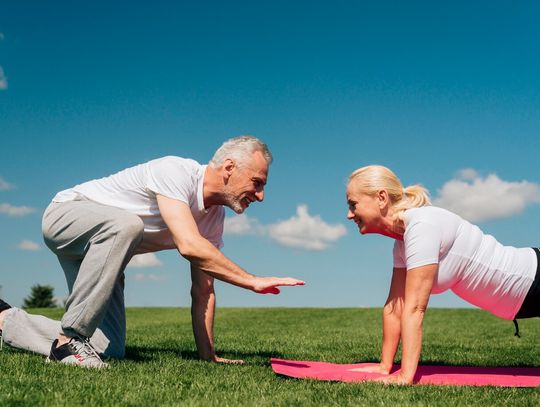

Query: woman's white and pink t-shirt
[393,206,536,320]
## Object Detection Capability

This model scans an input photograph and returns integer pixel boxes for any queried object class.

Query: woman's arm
[379,267,407,372]
[381,264,437,384]
[350,267,406,374]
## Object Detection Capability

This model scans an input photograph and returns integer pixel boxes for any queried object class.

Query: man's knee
[116,214,144,243]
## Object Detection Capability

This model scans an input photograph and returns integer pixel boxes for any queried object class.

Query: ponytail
[392,184,431,222]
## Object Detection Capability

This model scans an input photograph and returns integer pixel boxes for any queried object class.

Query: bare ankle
[57,334,72,347]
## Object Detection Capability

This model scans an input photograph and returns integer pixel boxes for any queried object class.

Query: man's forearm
[181,236,256,290]
[190,267,217,361]
[191,290,216,361]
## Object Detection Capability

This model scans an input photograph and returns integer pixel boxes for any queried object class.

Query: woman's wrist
[379,361,393,374]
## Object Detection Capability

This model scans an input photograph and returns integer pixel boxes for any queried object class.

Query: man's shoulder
[149,156,201,168]
[146,156,203,177]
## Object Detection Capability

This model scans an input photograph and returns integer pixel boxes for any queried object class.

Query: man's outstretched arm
[157,194,305,293]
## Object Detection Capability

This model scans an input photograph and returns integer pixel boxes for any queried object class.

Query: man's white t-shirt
[393,206,536,320]
[53,156,224,253]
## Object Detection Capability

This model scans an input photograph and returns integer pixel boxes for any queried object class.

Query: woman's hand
[349,363,390,375]
[375,373,414,385]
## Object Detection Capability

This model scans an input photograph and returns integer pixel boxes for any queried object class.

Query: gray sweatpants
[2,197,144,358]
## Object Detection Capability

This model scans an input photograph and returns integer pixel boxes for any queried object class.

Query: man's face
[223,150,269,214]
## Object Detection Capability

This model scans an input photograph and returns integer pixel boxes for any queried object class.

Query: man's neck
[202,165,223,208]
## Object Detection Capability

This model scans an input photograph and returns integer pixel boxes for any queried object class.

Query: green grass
[1,308,539,406]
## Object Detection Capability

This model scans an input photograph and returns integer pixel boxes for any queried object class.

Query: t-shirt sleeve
[146,157,194,205]
[403,220,442,270]
[393,240,406,268]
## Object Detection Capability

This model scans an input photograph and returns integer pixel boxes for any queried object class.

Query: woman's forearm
[380,303,402,372]
[399,307,425,382]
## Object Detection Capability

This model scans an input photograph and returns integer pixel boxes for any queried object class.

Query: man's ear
[223,158,235,182]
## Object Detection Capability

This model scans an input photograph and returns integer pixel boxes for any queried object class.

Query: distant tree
[23,284,56,308]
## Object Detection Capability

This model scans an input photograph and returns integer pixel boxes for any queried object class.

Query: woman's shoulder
[404,206,463,226]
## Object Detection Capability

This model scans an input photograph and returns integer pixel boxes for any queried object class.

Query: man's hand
[213,356,245,365]
[252,277,305,294]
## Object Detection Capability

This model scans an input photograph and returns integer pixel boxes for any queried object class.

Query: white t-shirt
[53,156,224,253]
[393,206,536,320]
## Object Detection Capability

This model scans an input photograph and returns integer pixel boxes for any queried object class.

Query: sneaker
[47,337,109,369]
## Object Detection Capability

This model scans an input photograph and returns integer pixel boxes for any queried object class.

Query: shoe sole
[45,355,108,369]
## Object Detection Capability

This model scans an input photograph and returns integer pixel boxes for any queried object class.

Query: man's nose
[255,189,264,202]
[347,210,354,219]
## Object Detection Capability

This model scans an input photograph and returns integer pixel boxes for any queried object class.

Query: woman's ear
[377,189,390,209]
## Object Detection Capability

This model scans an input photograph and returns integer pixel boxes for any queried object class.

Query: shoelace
[71,337,105,364]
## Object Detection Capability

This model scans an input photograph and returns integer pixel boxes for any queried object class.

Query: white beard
[222,188,244,214]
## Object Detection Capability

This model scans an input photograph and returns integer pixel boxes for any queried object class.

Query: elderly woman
[346,165,539,385]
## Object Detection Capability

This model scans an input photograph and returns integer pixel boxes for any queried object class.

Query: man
[0,136,304,368]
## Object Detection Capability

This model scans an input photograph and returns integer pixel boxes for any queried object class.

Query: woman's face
[346,183,385,235]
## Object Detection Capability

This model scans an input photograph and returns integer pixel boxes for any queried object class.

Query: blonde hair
[348,165,431,222]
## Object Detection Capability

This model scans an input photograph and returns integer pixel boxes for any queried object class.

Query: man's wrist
[198,351,216,361]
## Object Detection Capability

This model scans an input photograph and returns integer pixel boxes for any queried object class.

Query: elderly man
[0,136,304,368]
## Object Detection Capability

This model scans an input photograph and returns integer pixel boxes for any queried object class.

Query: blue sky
[1,1,540,309]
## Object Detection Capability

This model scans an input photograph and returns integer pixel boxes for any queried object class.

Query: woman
[346,165,539,385]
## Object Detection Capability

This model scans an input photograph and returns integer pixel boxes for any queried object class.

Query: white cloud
[129,272,167,282]
[0,203,36,216]
[224,205,347,251]
[127,253,163,268]
[17,240,41,251]
[0,66,7,90]
[0,177,14,191]
[433,170,540,223]
[457,168,479,181]
[224,214,264,235]
[268,204,347,251]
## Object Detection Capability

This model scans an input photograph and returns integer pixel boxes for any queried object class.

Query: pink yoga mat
[271,358,540,387]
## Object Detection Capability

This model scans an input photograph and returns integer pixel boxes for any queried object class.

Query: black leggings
[515,248,540,319]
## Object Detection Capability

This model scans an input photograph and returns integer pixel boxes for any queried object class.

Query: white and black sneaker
[47,337,109,369]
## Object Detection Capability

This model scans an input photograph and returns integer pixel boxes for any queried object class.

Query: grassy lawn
[1,307,539,406]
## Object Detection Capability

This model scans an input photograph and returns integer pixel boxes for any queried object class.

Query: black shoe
[47,337,109,369]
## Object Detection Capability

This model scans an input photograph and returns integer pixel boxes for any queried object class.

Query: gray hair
[209,135,273,168]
